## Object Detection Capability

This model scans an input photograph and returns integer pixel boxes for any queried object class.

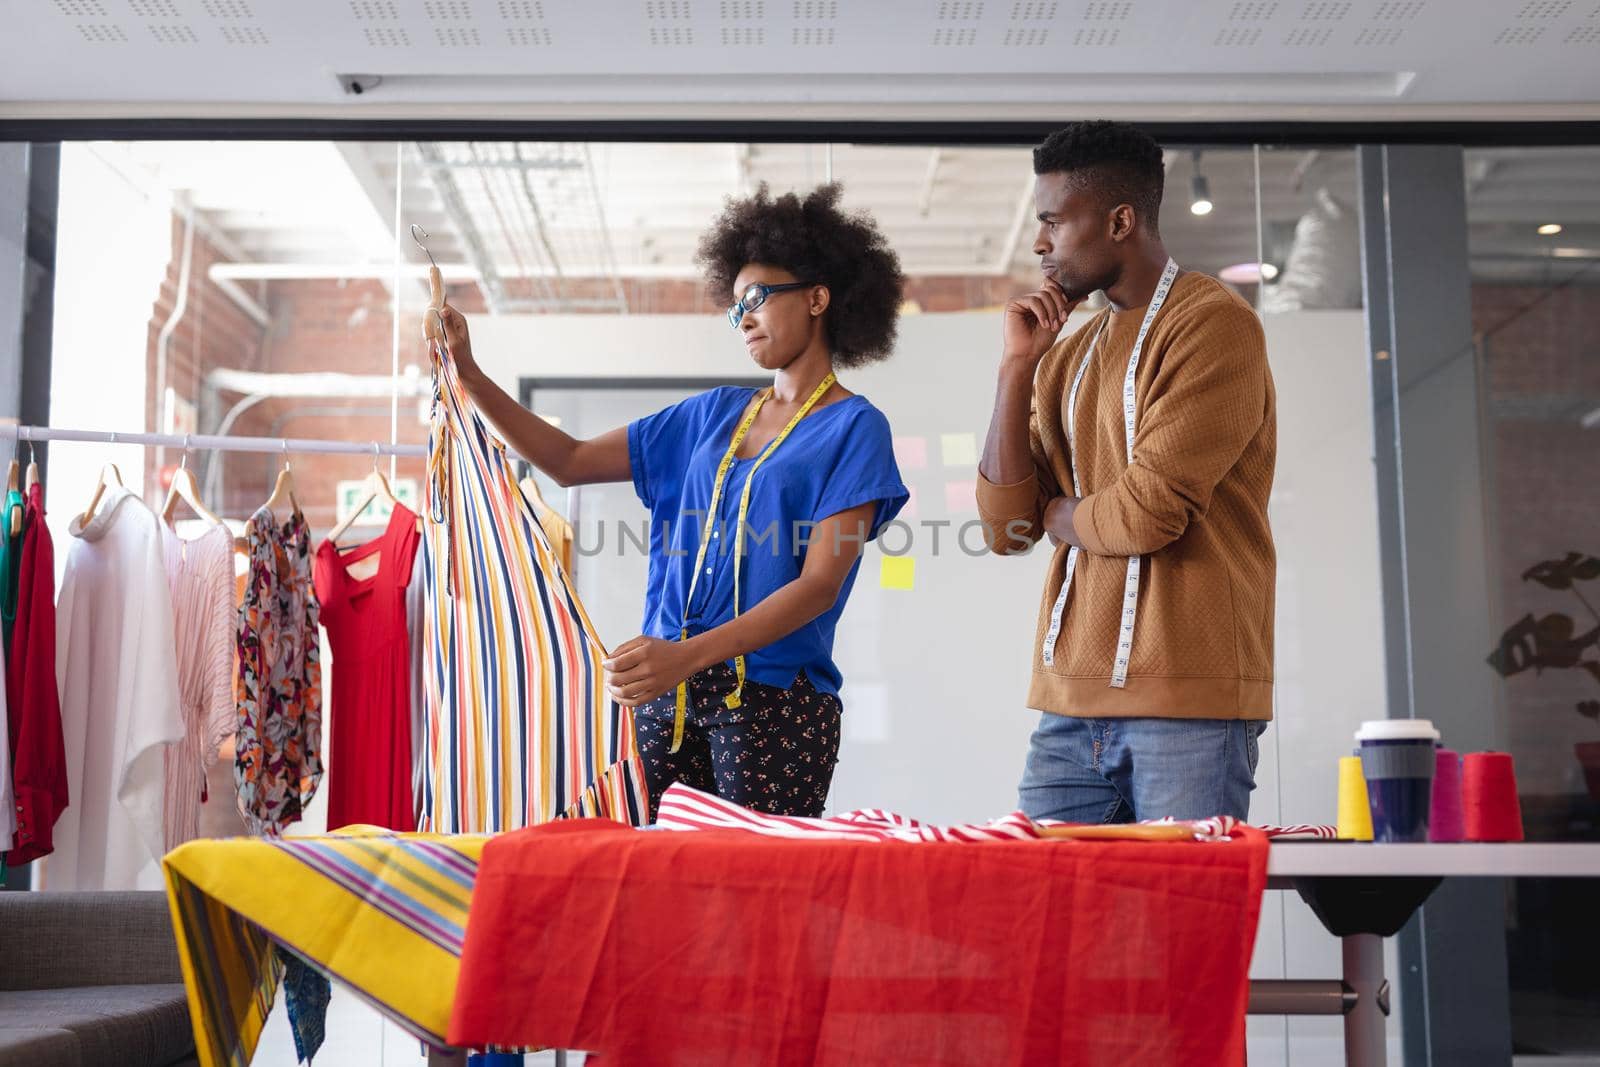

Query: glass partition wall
[34,133,1597,1063]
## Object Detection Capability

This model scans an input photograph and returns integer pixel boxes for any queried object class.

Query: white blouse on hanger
[52,486,183,891]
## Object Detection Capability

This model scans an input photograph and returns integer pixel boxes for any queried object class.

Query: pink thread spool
[1429,748,1464,842]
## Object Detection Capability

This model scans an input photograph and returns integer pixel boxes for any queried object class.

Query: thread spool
[1462,752,1524,842]
[1429,748,1464,842]
[1337,755,1374,841]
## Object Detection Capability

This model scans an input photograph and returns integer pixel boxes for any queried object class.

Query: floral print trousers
[634,662,842,822]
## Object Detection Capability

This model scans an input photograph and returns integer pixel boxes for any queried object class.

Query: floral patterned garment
[234,505,323,836]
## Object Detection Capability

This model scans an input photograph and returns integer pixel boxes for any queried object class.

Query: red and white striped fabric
[654,784,1336,843]
[1245,822,1337,840]
[655,784,1043,842]
[1139,816,1338,842]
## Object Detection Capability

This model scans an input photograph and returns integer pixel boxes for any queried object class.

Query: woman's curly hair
[695,183,905,368]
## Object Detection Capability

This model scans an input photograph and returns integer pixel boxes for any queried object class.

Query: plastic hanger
[162,436,225,528]
[327,442,400,545]
[263,439,298,516]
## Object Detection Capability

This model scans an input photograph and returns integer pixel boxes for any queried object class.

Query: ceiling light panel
[8,0,1600,112]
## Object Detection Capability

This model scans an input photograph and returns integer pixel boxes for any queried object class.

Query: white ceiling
[5,0,1600,120]
[104,135,1594,316]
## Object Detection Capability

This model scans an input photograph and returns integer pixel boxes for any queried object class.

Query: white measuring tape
[1041,257,1180,689]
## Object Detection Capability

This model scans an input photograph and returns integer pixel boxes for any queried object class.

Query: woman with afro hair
[434,182,909,820]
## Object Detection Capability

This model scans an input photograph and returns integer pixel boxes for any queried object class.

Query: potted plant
[1487,551,1600,800]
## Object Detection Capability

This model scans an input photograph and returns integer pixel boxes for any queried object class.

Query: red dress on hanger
[314,505,421,831]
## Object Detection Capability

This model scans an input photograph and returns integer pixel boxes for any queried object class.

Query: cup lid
[1355,719,1440,743]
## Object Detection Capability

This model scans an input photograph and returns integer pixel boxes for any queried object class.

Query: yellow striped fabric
[163,829,488,1067]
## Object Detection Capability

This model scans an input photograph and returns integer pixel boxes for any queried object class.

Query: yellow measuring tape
[671,372,837,752]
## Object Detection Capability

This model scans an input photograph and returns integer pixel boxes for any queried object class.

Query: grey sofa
[0,891,197,1067]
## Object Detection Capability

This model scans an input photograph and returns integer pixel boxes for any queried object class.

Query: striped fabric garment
[419,337,649,833]
[163,829,488,1067]
[655,783,1337,842]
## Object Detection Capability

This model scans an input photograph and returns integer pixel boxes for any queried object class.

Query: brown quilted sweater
[977,271,1276,720]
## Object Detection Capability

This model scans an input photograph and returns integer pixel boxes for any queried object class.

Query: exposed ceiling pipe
[205,258,1048,287]
[207,366,429,400]
[209,274,272,328]
[734,143,753,197]
[996,172,1037,276]
[205,261,477,327]
[153,191,196,477]
[202,367,430,501]
[416,141,511,312]
[580,143,630,314]
[514,143,568,290]
[917,148,943,217]
[1288,150,1322,194]
[210,262,480,281]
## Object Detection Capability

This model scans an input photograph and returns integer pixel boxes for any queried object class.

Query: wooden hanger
[414,224,447,347]
[79,461,124,527]
[162,438,225,528]
[5,454,19,537]
[263,441,297,516]
[18,428,39,493]
[327,443,400,545]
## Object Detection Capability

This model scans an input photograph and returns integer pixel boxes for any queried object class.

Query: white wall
[476,308,1048,821]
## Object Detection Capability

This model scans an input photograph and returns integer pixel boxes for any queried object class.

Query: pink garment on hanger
[161,523,238,850]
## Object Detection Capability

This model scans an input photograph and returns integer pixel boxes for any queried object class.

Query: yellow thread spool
[1337,755,1374,841]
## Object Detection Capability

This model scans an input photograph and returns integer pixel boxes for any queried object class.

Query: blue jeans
[1017,714,1267,823]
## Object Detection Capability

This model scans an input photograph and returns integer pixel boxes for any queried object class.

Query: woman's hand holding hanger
[427,303,633,487]
[427,301,481,382]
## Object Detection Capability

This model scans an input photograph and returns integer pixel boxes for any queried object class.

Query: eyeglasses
[726,281,814,329]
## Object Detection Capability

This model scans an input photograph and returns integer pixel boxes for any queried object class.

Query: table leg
[1342,932,1389,1067]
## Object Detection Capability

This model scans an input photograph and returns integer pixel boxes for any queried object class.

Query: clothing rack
[0,423,427,459]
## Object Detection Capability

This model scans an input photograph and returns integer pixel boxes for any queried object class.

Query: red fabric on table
[450,819,1269,1065]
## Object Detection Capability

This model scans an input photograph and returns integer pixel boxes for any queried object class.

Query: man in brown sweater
[977,121,1276,823]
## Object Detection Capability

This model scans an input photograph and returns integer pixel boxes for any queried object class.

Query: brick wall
[222,278,432,528]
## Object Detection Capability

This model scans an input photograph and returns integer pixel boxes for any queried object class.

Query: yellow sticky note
[879,555,916,591]
[940,432,978,467]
